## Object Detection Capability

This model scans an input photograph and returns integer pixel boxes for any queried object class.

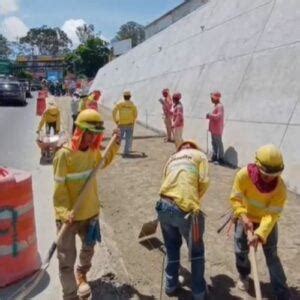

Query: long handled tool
[247,231,262,300]
[11,134,117,300]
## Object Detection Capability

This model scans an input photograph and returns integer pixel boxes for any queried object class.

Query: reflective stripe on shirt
[232,192,283,214]
[65,169,92,182]
[54,176,66,184]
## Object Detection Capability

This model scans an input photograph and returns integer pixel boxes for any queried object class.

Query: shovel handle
[247,231,262,300]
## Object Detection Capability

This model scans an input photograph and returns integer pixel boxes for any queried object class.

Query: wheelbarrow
[36,132,68,164]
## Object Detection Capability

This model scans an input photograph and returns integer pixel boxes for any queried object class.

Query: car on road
[0,81,27,106]
[31,80,42,91]
[17,79,34,98]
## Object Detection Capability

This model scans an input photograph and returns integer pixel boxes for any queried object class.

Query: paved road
[0,94,62,299]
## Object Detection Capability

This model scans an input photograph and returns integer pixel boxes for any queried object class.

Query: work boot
[209,155,217,163]
[76,272,91,298]
[236,275,250,291]
[218,158,226,166]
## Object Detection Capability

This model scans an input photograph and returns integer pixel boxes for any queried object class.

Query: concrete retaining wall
[91,0,300,193]
[145,0,208,39]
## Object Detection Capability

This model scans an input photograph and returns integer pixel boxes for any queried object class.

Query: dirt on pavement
[91,102,300,300]
[4,96,297,300]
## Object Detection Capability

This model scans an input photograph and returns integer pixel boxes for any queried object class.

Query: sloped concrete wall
[91,0,300,193]
[145,0,208,39]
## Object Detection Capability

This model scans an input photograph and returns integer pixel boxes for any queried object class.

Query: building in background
[15,55,66,81]
[145,0,208,39]
[110,39,132,60]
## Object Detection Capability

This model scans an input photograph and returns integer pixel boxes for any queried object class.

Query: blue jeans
[211,134,224,160]
[235,221,288,297]
[120,126,133,154]
[156,199,206,298]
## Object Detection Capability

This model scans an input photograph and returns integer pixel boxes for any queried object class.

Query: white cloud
[61,19,86,48]
[0,0,19,15]
[1,16,28,41]
[100,34,109,43]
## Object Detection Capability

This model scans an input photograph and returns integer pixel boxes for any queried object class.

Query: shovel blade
[138,219,158,239]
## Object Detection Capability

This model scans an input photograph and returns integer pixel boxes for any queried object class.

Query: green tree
[114,21,145,47]
[20,26,72,55]
[76,24,95,44]
[65,37,110,78]
[0,34,11,58]
[16,70,33,80]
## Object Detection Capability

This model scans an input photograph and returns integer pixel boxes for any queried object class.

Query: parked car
[18,79,32,98]
[0,81,27,106]
[31,81,42,91]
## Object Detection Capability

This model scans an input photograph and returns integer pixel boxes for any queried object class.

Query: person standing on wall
[172,92,184,149]
[112,90,138,157]
[206,91,225,164]
[160,88,173,142]
[156,140,210,300]
[229,144,290,300]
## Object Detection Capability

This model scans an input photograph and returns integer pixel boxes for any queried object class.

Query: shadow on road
[209,274,241,300]
[90,273,155,300]
[0,271,50,300]
[290,286,300,300]
[120,151,148,159]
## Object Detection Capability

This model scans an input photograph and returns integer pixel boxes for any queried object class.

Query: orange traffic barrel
[0,168,41,287]
[36,96,46,116]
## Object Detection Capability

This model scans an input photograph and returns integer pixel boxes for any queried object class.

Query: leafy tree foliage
[20,26,72,55]
[0,34,11,58]
[114,21,145,47]
[76,24,95,44]
[65,37,110,78]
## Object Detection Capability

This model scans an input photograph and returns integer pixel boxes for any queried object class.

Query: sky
[0,0,183,46]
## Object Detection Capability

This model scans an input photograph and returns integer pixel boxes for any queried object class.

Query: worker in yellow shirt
[53,109,121,300]
[112,90,138,156]
[230,144,290,300]
[37,100,60,135]
[156,141,209,300]
[78,89,90,112]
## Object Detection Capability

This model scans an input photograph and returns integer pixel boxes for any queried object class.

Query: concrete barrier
[91,0,300,193]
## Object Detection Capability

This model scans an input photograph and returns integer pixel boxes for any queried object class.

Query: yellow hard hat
[123,90,131,97]
[177,140,201,151]
[255,144,284,175]
[75,109,104,133]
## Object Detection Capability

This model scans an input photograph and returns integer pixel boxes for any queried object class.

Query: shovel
[138,218,159,239]
[10,134,117,300]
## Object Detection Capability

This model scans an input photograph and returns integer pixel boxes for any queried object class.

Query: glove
[192,207,201,215]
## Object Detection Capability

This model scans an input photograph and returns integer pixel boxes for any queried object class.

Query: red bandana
[71,127,104,152]
[247,163,278,193]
